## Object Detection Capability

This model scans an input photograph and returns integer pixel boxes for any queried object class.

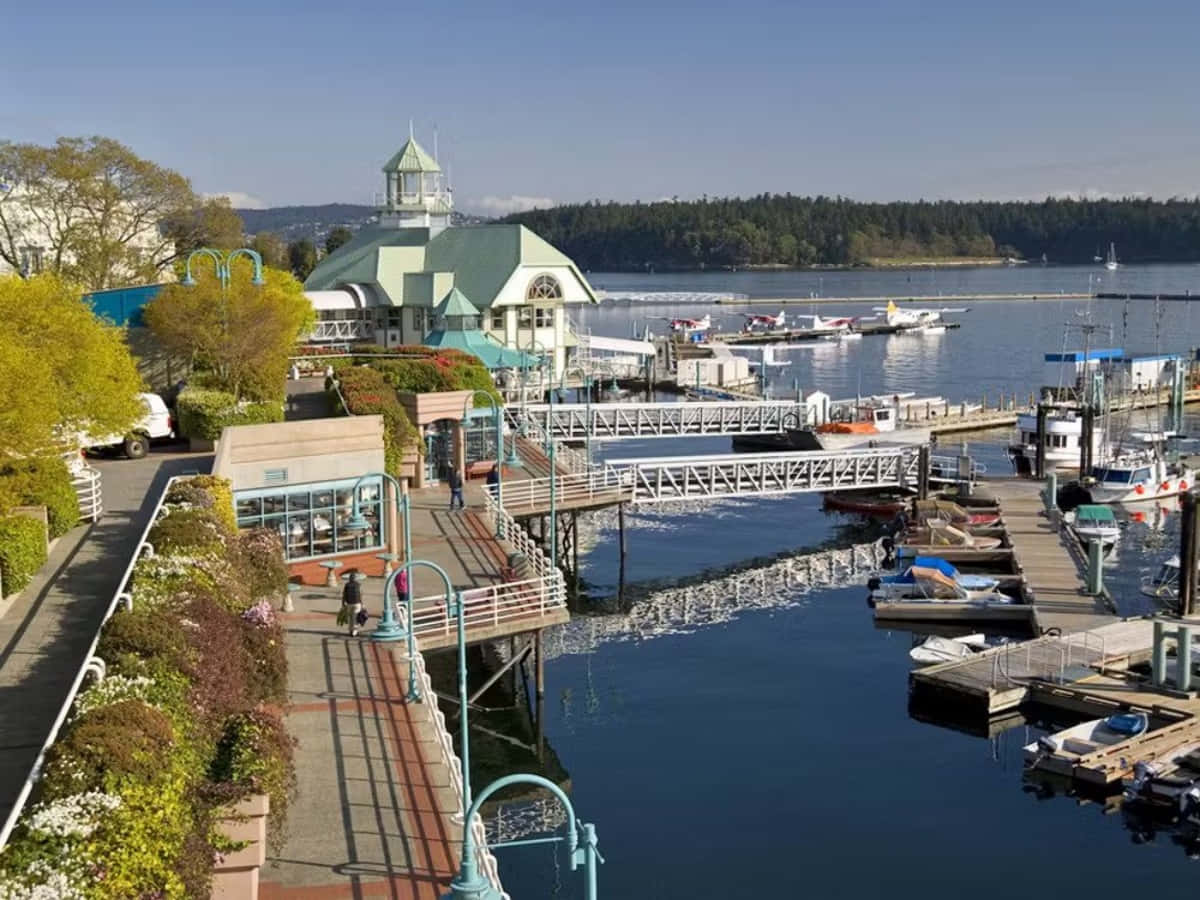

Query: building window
[19,246,44,275]
[534,307,554,328]
[526,273,562,301]
[411,308,429,334]
[517,306,532,328]
[490,308,506,331]
[234,476,386,561]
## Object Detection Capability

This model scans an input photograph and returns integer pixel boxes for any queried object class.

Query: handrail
[498,468,633,511]
[72,466,103,522]
[0,474,183,849]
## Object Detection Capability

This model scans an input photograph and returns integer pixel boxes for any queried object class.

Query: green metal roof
[423,328,536,370]
[434,287,479,318]
[382,138,441,174]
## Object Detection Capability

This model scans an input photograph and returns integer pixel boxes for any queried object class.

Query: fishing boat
[868,556,1001,602]
[1085,450,1194,504]
[868,563,1013,606]
[1105,242,1119,271]
[1024,713,1149,770]
[1066,504,1121,549]
[899,522,1004,552]
[909,633,987,665]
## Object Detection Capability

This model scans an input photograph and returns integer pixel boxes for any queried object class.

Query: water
[489,265,1200,897]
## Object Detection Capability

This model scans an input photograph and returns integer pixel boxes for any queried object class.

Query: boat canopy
[908,566,966,600]
[1075,504,1117,524]
[912,556,959,577]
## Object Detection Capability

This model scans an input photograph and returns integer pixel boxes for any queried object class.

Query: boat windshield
[1093,467,1133,484]
[1132,467,1153,483]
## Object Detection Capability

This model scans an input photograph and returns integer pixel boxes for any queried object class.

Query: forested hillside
[504,196,1200,270]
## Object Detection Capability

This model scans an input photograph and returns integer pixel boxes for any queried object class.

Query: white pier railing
[407,576,567,640]
[498,468,633,514]
[607,447,923,504]
[514,399,805,441]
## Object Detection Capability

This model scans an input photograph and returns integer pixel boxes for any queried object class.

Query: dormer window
[527,274,562,301]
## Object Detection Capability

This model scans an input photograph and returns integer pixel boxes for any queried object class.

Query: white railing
[483,490,572,595]
[0,475,182,849]
[72,465,103,521]
[517,399,804,441]
[514,412,592,475]
[407,577,567,640]
[408,644,508,898]
[498,468,633,513]
[310,319,372,342]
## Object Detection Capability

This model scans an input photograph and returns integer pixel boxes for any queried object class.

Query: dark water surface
[490,266,1200,898]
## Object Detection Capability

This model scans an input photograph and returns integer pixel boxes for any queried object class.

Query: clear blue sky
[5,0,1198,214]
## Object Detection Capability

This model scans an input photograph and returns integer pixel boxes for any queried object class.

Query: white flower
[75,675,154,715]
[27,791,121,839]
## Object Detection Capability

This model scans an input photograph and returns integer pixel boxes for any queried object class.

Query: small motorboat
[823,490,908,518]
[900,523,1004,552]
[1024,713,1149,769]
[1067,504,1120,549]
[869,556,1000,601]
[869,564,1013,607]
[909,633,987,665]
[1124,744,1200,809]
[914,499,1001,528]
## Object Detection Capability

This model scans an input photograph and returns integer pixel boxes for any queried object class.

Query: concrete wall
[213,415,386,492]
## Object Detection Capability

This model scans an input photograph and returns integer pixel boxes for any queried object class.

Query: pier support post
[1034,404,1048,481]
[1043,471,1058,514]
[618,502,627,606]
[1086,539,1104,595]
[1181,491,1199,618]
[572,510,580,597]
[917,445,931,500]
[1180,626,1194,692]
[534,629,545,762]
[1153,620,1168,687]
[1079,404,1095,477]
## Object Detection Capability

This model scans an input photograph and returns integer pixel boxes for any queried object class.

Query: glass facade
[234,476,386,561]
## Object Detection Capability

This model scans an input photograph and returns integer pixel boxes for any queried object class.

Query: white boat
[1105,242,1119,271]
[1066,504,1121,548]
[1011,408,1106,469]
[1024,713,1148,769]
[869,556,1001,602]
[870,563,1013,606]
[1086,451,1194,504]
[1123,743,1200,806]
[909,633,987,665]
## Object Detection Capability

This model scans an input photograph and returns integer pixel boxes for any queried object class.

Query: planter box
[211,793,269,900]
[190,437,216,452]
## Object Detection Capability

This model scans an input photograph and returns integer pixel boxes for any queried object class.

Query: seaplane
[656,314,712,335]
[740,310,786,331]
[791,313,870,338]
[873,300,967,331]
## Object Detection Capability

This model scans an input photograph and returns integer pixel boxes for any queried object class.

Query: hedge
[331,366,421,477]
[176,388,283,441]
[0,476,295,899]
[0,456,79,539]
[0,514,47,597]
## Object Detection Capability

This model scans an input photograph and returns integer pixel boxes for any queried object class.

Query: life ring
[1181,481,1188,491]
[1161,482,1171,492]
[1135,484,1145,495]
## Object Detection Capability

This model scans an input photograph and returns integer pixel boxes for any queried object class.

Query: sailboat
[1105,242,1119,271]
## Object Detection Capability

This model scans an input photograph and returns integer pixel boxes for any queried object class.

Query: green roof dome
[382,137,441,174]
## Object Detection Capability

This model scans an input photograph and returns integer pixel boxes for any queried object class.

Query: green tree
[144,266,315,400]
[163,197,246,255]
[0,137,195,289]
[0,274,143,456]
[324,226,353,256]
[249,232,287,270]
[287,239,317,280]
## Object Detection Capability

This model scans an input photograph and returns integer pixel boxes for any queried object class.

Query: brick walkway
[259,590,466,899]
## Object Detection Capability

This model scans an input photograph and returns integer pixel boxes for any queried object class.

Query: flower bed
[0,476,295,899]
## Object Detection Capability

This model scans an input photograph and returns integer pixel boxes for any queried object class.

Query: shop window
[233,476,386,561]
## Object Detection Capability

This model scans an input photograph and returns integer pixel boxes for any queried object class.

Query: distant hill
[236,205,489,243]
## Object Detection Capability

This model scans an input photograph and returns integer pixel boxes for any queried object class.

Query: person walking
[342,571,363,636]
[485,464,500,501]
[447,468,465,510]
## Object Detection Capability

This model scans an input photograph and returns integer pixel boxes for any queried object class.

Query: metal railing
[407,577,567,639]
[498,468,633,513]
[514,412,592,475]
[0,474,181,849]
[408,643,508,898]
[513,399,804,441]
[310,319,372,342]
[72,466,103,521]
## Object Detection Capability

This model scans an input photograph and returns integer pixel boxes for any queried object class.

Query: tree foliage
[505,195,1200,269]
[163,196,246,256]
[0,274,143,455]
[144,266,315,400]
[249,231,287,269]
[0,136,195,289]
[287,238,317,280]
[324,226,353,256]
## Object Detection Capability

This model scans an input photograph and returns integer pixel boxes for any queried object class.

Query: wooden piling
[1181,492,1199,617]
[534,629,545,762]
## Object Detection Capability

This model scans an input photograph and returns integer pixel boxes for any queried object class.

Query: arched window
[526,274,563,301]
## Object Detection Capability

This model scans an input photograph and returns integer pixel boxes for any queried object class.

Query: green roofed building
[304,132,597,377]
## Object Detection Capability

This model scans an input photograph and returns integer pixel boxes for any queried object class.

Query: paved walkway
[259,588,465,899]
[0,448,209,827]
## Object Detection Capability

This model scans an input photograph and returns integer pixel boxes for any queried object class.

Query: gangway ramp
[513,399,805,441]
[607,446,922,503]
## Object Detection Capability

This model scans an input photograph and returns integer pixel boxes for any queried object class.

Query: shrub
[240,611,287,705]
[0,514,47,596]
[176,388,283,441]
[178,595,254,734]
[210,709,296,853]
[332,366,421,476]
[98,606,190,674]
[148,506,234,558]
[0,456,79,538]
[236,529,288,603]
[42,700,175,799]
[165,475,236,531]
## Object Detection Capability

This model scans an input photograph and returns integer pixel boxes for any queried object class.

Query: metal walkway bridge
[605,446,926,504]
[511,400,804,441]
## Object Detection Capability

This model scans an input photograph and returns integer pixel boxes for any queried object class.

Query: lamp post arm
[457,774,580,881]
[226,247,266,286]
[183,247,224,286]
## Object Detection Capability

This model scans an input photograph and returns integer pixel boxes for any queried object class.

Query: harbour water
[492,265,1200,898]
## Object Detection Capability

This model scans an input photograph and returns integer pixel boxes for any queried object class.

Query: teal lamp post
[443,773,602,900]
[461,391,504,538]
[181,247,266,288]
[559,363,593,465]
[344,472,409,644]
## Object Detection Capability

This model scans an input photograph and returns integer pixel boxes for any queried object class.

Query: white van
[88,392,175,459]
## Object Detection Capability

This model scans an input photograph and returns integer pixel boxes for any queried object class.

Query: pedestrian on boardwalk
[486,464,499,501]
[342,571,363,636]
[447,468,465,510]
[396,567,409,615]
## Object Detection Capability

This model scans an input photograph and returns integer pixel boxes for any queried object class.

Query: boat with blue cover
[868,556,1003,603]
[1024,713,1149,773]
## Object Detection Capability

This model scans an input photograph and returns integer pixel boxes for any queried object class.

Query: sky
[4,0,1200,214]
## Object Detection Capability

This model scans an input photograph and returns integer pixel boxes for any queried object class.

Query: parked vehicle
[88,392,175,459]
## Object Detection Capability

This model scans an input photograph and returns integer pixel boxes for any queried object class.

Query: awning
[306,289,362,311]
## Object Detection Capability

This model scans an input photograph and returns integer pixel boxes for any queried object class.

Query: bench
[466,460,494,480]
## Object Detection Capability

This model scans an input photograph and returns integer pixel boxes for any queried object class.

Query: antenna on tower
[433,125,439,163]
